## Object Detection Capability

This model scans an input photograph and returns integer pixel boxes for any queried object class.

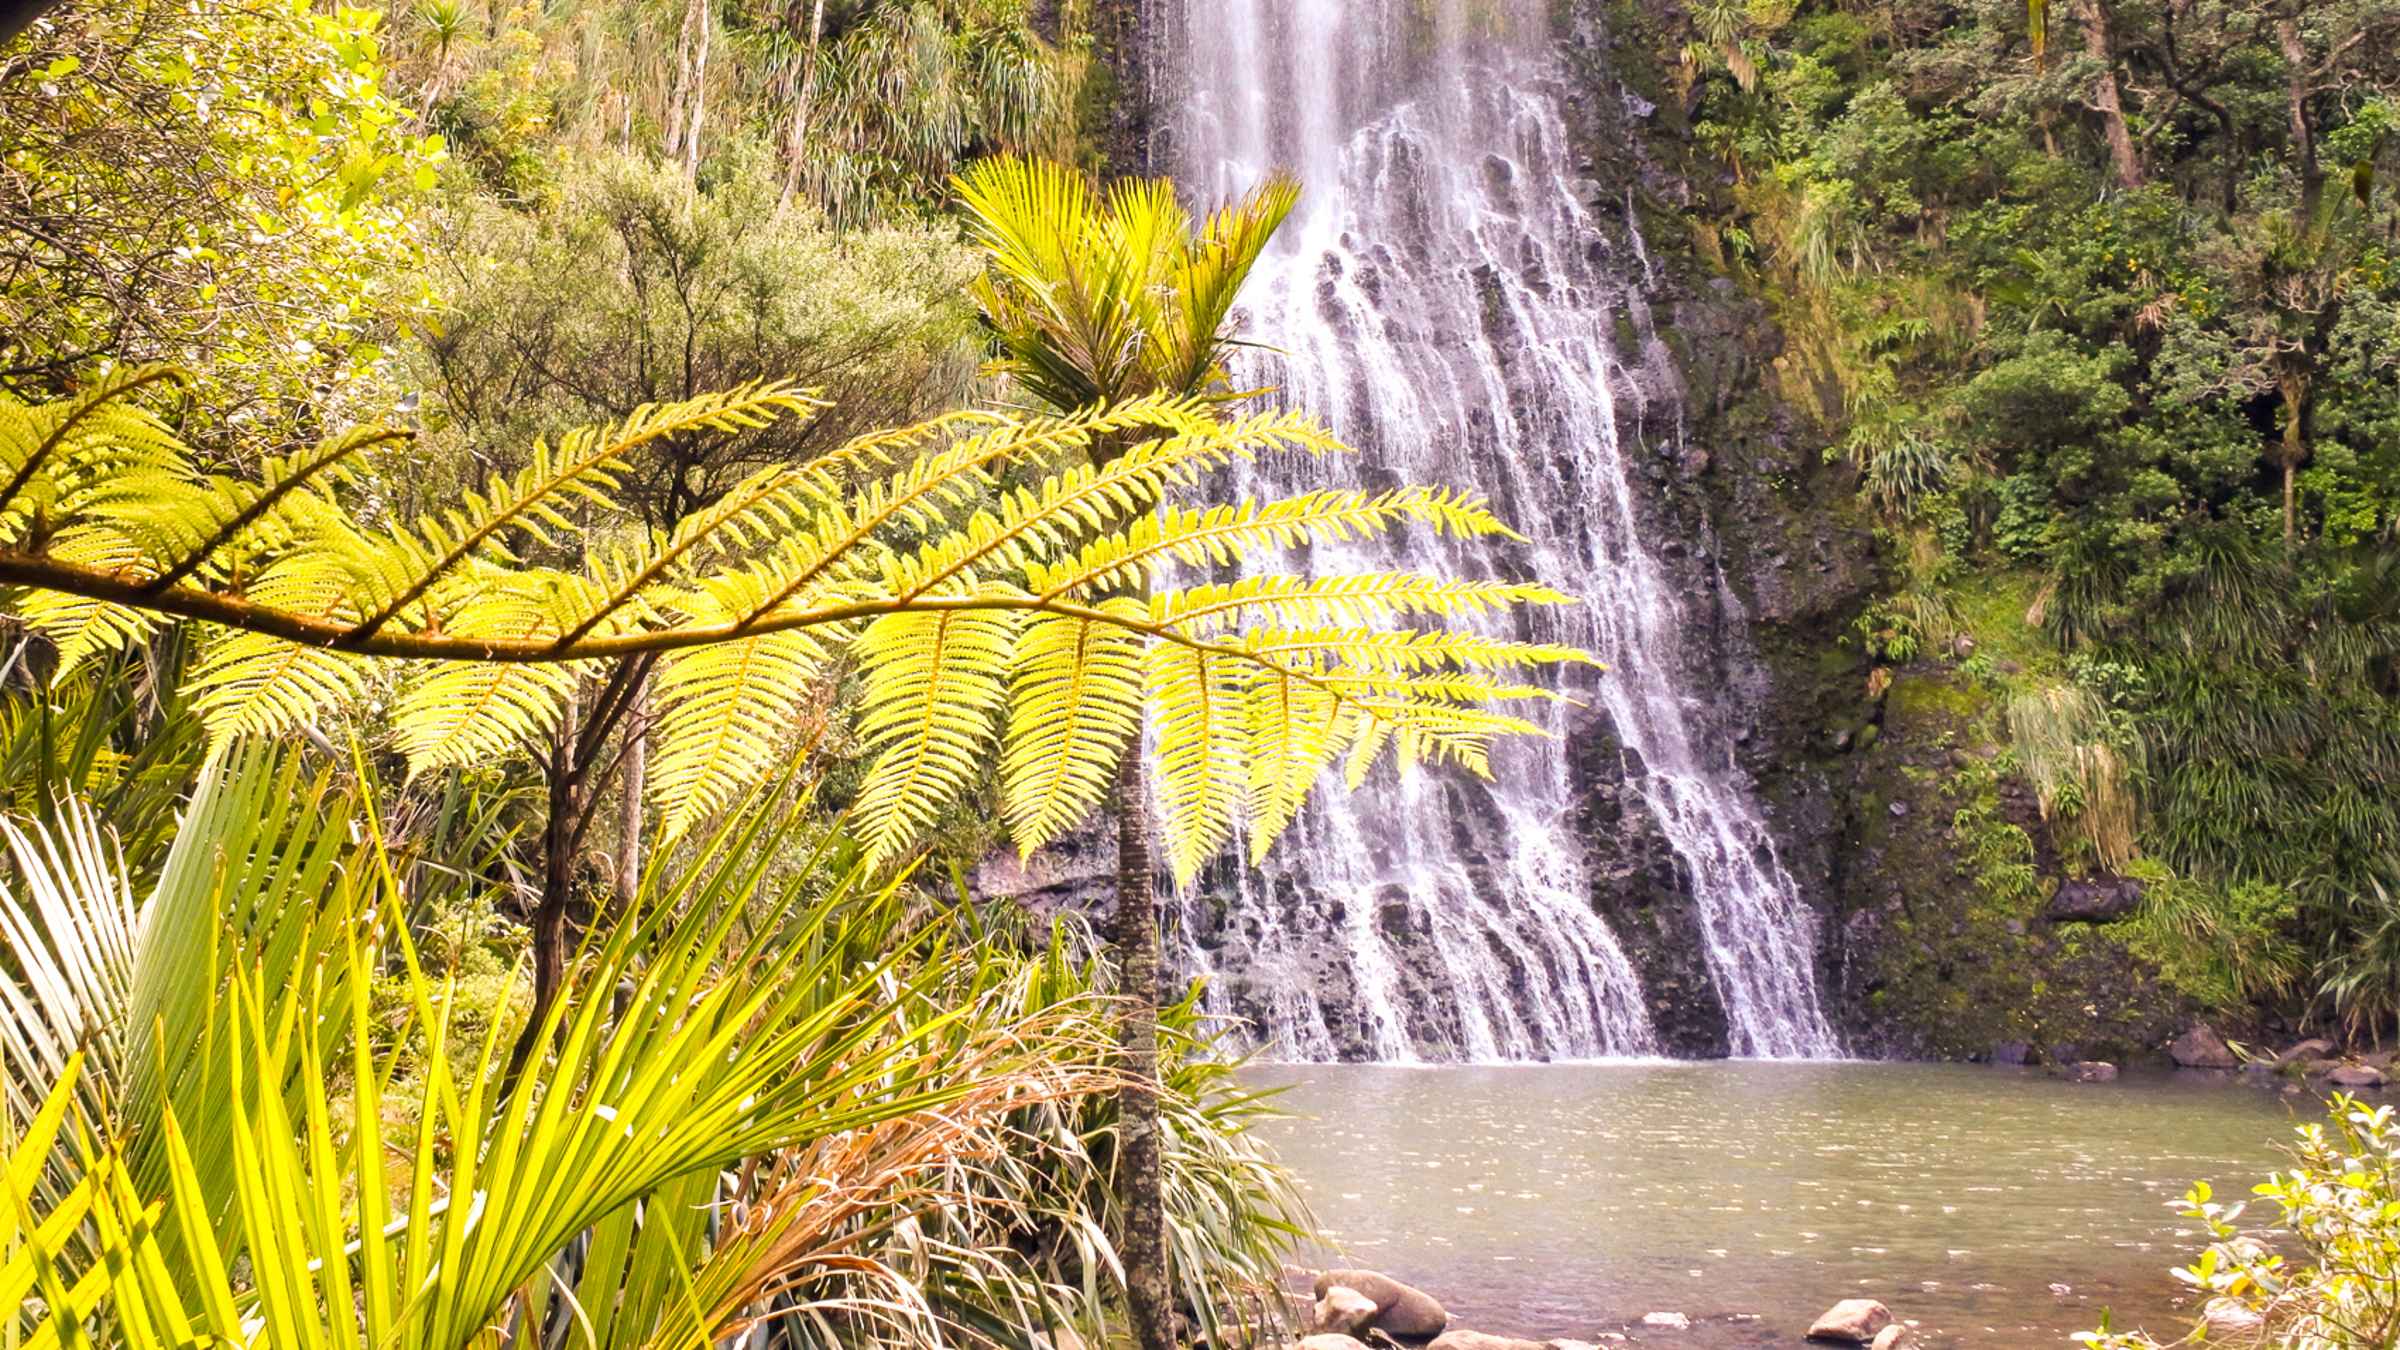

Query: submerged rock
[1312,1270,1449,1340]
[2170,1024,2238,1070]
[1807,1299,1894,1344]
[2067,1061,2119,1083]
[1312,1286,1379,1338]
[1428,1333,1547,1350]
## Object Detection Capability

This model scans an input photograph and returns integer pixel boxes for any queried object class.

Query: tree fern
[0,370,1590,883]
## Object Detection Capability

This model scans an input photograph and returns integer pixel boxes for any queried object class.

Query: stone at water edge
[2067,1061,2118,1083]
[1297,1337,1371,1350]
[2201,1297,2266,1339]
[1312,1269,1449,1339]
[1640,1312,1691,1329]
[1427,1334,1548,1350]
[2169,1024,2239,1070]
[2276,1037,2336,1065]
[1312,1286,1379,1338]
[2329,1061,2388,1089]
[1807,1299,1895,1344]
[1870,1326,1911,1350]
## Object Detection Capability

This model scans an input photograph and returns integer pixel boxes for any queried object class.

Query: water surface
[1249,1062,2304,1346]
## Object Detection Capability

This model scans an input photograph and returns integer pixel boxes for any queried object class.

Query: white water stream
[1155,0,1840,1060]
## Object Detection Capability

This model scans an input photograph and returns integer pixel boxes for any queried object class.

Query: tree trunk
[614,692,646,914]
[780,0,828,208]
[1111,746,1173,1350]
[2278,367,2309,544]
[664,0,711,178]
[2073,0,2144,190]
[509,706,581,1083]
[2276,12,2321,220]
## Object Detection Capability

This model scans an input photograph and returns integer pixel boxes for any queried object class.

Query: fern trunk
[1112,743,1174,1350]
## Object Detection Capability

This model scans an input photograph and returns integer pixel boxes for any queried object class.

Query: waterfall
[1156,0,1840,1060]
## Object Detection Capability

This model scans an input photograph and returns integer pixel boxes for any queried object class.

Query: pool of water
[1245,1061,2311,1347]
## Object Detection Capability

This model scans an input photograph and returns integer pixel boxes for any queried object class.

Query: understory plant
[0,744,1301,1346]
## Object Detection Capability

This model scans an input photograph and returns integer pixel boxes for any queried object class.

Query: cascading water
[1155,0,1842,1060]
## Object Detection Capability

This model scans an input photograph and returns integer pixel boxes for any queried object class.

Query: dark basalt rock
[2047,876,2144,924]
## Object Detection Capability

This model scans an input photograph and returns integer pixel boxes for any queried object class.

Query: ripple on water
[1247,1060,2302,1348]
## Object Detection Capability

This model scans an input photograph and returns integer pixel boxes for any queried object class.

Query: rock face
[1312,1287,1379,1338]
[1807,1300,1895,1344]
[1312,1270,1449,1340]
[2170,1024,2239,1069]
[2046,876,2144,923]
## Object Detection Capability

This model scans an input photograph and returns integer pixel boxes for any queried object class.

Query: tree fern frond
[1000,604,1145,855]
[1243,667,1341,863]
[11,525,157,680]
[188,564,368,744]
[353,382,817,640]
[647,573,838,840]
[1153,573,1576,635]
[0,364,191,529]
[1147,641,1248,884]
[1033,484,1502,601]
[851,607,1021,866]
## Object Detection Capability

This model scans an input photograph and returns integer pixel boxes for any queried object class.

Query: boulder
[1312,1287,1379,1338]
[2276,1037,2336,1065]
[1312,1270,1449,1340]
[2329,1062,2388,1089]
[2046,876,2143,923]
[2201,1297,2265,1339]
[1427,1334,1546,1350]
[2067,1061,2118,1083]
[2170,1024,2239,1070]
[1807,1299,1895,1344]
[1298,1338,1371,1350]
[1640,1312,1691,1329]
[1871,1327,1911,1350]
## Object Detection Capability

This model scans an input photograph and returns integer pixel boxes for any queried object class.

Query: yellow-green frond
[1147,641,1248,885]
[1000,605,1145,856]
[850,607,1021,866]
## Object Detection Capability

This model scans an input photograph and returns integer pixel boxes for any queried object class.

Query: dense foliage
[1679,0,2400,1033]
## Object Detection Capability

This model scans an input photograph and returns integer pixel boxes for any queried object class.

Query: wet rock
[1428,1334,1547,1350]
[2046,876,2144,923]
[1640,1312,1691,1329]
[1312,1270,1448,1340]
[2170,1024,2239,1070]
[1297,1337,1371,1350]
[2201,1297,2265,1339]
[1871,1327,1911,1350]
[2275,1037,2336,1065]
[1313,1287,1379,1338]
[1806,1299,1894,1344]
[2067,1061,2119,1083]
[2330,1062,2388,1089]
